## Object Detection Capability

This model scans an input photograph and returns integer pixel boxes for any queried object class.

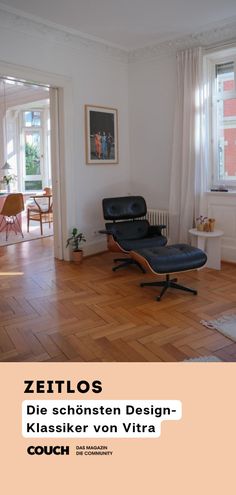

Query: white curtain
[169,47,208,243]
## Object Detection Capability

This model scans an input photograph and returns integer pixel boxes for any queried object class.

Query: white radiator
[146,209,169,237]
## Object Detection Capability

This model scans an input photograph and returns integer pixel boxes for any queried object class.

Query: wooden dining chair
[0,193,24,241]
[27,190,53,236]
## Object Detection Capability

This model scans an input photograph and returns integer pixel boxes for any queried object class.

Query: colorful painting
[85,105,118,164]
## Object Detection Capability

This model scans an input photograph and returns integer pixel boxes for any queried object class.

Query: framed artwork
[85,105,118,164]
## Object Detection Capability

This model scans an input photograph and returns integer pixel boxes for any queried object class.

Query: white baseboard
[84,239,107,257]
[222,244,236,263]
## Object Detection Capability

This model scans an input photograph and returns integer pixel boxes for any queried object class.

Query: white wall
[71,55,130,254]
[0,15,130,256]
[129,53,177,210]
[0,9,178,258]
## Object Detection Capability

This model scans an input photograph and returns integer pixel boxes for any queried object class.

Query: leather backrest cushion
[103,196,147,220]
[105,220,149,240]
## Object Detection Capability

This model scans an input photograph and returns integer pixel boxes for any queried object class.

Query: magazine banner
[1,362,235,494]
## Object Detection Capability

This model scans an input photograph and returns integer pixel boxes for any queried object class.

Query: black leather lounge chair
[102,196,167,272]
[131,244,207,301]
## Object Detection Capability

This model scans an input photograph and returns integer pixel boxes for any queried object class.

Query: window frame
[19,107,51,193]
[208,51,236,188]
[22,126,43,191]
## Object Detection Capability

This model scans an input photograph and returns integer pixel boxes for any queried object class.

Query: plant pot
[208,218,215,232]
[71,250,83,264]
[197,224,204,231]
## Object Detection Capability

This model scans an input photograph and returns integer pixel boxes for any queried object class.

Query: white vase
[7,183,10,193]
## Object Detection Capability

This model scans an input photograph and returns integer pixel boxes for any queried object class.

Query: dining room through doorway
[0,77,53,247]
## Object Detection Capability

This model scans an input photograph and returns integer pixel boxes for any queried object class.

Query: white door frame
[0,59,73,259]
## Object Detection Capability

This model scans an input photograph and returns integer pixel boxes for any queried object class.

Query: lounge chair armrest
[99,229,119,242]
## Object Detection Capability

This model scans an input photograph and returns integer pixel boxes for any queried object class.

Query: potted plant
[2,174,17,193]
[66,227,86,263]
[196,215,208,231]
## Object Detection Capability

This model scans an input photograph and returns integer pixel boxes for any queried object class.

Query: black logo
[27,445,69,455]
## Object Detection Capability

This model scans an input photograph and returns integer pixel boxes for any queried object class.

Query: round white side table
[189,228,224,270]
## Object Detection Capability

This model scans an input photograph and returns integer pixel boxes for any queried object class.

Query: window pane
[24,111,41,127]
[32,111,41,126]
[217,97,236,180]
[24,111,32,127]
[216,61,235,94]
[25,132,41,175]
[224,128,236,178]
[224,98,236,117]
[24,180,42,191]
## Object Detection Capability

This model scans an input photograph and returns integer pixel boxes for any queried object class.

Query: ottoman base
[131,243,207,301]
[140,274,197,301]
[113,257,146,273]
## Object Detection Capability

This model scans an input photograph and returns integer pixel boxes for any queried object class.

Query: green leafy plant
[25,142,40,175]
[66,228,86,252]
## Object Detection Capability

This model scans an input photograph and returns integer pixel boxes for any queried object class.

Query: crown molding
[0,5,129,63]
[0,4,236,64]
[129,18,236,62]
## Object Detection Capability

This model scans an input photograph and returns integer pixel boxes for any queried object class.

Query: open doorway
[0,77,54,247]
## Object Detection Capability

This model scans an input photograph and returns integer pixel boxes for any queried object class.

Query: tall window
[20,108,51,192]
[210,56,236,186]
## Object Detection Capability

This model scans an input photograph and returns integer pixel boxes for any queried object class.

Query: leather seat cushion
[134,244,207,273]
[105,219,150,240]
[120,235,167,251]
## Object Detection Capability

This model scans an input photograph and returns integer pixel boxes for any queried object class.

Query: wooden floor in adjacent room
[1,237,236,362]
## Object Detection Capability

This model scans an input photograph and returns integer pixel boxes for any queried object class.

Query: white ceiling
[0,79,48,108]
[1,0,236,50]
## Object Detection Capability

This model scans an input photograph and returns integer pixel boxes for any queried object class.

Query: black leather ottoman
[131,244,207,301]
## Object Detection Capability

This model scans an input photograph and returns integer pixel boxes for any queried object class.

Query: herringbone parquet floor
[1,237,236,362]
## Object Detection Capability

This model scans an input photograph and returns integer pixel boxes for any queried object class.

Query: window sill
[206,190,236,196]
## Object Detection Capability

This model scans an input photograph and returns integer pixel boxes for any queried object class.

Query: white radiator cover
[206,191,236,262]
[145,209,169,238]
